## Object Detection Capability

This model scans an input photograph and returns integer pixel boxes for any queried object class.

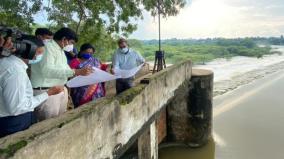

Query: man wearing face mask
[35,28,53,44]
[64,43,78,64]
[112,38,145,94]
[31,27,93,121]
[0,35,64,137]
[21,37,45,65]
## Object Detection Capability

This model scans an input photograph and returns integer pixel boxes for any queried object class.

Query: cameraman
[0,35,63,138]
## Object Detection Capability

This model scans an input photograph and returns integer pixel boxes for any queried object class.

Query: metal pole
[158,0,161,51]
[153,0,166,73]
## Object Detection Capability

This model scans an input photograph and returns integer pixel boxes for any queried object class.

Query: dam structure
[0,60,213,159]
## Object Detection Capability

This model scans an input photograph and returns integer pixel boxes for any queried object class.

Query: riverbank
[213,60,284,96]
[195,46,284,97]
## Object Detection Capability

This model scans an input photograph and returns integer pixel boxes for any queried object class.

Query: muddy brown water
[159,69,284,159]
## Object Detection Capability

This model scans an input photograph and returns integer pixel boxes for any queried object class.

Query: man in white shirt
[112,38,145,94]
[0,35,63,138]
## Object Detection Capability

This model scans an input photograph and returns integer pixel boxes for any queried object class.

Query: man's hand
[0,36,14,52]
[47,86,64,96]
[68,51,76,58]
[74,66,93,76]
[110,69,115,75]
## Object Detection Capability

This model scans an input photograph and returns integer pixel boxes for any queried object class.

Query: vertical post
[150,121,158,159]
[167,69,213,147]
[138,121,158,159]
[153,0,166,73]
[158,0,161,52]
[187,69,213,147]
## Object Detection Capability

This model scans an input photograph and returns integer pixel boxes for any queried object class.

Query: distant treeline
[140,36,284,46]
[128,37,282,64]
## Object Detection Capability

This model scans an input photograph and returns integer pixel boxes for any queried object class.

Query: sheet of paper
[114,64,143,79]
[67,67,118,88]
[67,64,143,88]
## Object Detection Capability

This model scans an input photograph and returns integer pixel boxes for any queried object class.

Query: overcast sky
[130,0,284,39]
[34,0,284,40]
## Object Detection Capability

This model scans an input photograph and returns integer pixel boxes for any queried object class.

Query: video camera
[0,26,38,60]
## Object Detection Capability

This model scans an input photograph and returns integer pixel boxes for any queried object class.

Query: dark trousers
[116,78,134,94]
[0,112,34,138]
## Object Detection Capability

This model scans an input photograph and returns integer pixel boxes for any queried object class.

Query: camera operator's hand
[0,36,14,51]
[47,86,64,96]
[74,66,93,76]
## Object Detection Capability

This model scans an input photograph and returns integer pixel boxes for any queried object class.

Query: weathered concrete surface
[167,79,192,142]
[0,60,192,159]
[138,121,158,159]
[167,69,213,147]
[188,69,213,147]
[156,108,167,144]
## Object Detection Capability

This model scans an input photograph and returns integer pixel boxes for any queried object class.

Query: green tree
[0,0,42,33]
[44,0,186,59]
[1,0,187,60]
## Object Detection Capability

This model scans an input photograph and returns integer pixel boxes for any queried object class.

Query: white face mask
[28,54,43,64]
[120,47,129,54]
[43,39,51,44]
[63,44,74,52]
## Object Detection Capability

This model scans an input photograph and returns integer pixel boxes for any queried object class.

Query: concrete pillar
[188,69,213,147]
[138,121,158,159]
[157,108,167,144]
[167,69,213,147]
[166,79,191,142]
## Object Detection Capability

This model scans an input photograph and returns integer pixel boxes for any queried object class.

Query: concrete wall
[104,63,151,96]
[0,60,192,159]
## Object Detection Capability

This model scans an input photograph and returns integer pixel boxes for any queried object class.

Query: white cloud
[130,0,284,39]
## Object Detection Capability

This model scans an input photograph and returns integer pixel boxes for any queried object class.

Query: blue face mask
[28,54,43,64]
[80,53,92,59]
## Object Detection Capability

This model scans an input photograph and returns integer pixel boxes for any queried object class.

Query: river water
[159,46,284,159]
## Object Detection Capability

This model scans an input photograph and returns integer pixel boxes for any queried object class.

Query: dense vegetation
[129,38,274,64]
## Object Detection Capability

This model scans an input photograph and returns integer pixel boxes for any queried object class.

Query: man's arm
[2,71,48,116]
[112,51,120,69]
[135,51,145,64]
[40,47,92,78]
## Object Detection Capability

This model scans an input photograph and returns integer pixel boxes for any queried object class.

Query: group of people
[0,27,145,137]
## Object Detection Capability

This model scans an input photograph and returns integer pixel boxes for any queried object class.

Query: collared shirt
[0,55,48,117]
[31,40,74,88]
[112,48,145,70]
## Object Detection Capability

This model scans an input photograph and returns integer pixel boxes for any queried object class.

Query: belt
[33,87,50,90]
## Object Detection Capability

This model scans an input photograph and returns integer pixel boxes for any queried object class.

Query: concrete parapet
[0,60,192,159]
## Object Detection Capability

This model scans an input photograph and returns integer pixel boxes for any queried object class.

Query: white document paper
[67,64,143,88]
[114,64,143,79]
[67,67,117,88]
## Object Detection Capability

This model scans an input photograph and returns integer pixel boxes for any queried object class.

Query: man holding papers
[112,38,145,94]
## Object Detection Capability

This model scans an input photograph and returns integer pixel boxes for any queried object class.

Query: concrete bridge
[0,60,213,159]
